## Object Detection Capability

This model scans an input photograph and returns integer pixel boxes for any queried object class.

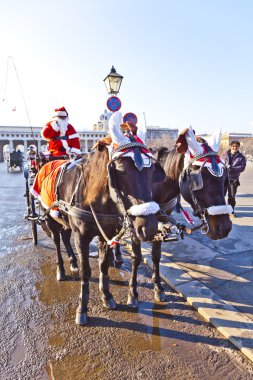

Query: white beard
[54,117,69,135]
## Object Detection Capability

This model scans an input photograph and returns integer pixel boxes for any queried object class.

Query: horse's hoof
[154,291,167,302]
[127,295,139,308]
[56,269,66,281]
[70,265,79,277]
[102,297,117,309]
[75,312,88,326]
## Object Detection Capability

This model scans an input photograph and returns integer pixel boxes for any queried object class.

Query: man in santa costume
[41,106,81,157]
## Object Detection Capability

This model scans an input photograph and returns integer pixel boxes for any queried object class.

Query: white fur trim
[109,111,130,145]
[61,136,70,153]
[30,187,39,198]
[37,196,60,217]
[68,133,79,139]
[51,121,60,132]
[53,110,68,117]
[128,201,160,216]
[69,147,81,154]
[207,205,233,215]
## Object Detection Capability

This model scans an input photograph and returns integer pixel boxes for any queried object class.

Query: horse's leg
[73,232,91,326]
[51,228,66,281]
[98,239,116,309]
[151,241,166,302]
[127,238,142,308]
[60,229,79,277]
[45,217,66,281]
[114,244,123,264]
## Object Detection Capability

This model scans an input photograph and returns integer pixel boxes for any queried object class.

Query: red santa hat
[53,106,68,118]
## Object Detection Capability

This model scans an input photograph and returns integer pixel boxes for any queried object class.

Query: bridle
[181,150,230,234]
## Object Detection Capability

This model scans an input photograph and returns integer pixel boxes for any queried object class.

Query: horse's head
[108,112,165,241]
[177,126,232,240]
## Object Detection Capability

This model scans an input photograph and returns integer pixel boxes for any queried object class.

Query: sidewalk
[142,162,253,362]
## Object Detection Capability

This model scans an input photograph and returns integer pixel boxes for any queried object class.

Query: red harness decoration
[189,144,221,164]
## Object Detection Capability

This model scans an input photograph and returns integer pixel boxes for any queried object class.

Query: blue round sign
[107,96,122,112]
[123,112,138,125]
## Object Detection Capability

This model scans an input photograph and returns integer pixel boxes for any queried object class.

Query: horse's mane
[161,147,184,181]
[83,146,109,205]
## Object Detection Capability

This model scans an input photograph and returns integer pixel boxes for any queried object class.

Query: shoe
[230,212,237,218]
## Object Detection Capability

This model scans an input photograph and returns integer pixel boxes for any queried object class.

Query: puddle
[36,260,79,306]
[47,353,104,380]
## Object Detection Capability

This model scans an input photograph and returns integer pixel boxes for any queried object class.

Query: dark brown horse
[36,111,165,325]
[145,126,233,302]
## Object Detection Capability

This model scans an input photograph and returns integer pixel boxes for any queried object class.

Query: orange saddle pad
[31,160,68,213]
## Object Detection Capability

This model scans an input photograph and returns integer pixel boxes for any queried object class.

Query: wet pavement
[0,162,253,379]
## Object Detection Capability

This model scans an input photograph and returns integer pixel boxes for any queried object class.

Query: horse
[33,111,165,325]
[141,126,233,302]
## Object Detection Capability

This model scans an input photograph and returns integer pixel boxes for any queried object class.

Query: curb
[139,245,253,363]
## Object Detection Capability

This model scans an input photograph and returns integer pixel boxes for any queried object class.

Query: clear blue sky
[0,0,253,135]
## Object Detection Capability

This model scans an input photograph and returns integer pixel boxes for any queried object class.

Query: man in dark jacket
[222,140,246,217]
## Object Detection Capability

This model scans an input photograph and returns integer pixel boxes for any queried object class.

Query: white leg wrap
[207,205,233,215]
[128,202,160,216]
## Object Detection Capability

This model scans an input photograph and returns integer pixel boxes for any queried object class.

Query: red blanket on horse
[31,160,68,217]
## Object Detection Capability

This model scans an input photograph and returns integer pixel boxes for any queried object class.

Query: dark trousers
[224,179,239,211]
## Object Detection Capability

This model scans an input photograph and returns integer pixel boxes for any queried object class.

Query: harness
[40,141,160,246]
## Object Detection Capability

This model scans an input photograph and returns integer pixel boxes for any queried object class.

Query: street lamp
[103,66,123,95]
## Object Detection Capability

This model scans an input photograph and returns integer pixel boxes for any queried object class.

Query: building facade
[0,126,108,161]
[0,124,179,161]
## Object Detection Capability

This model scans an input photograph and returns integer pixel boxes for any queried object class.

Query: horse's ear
[176,128,189,153]
[152,162,166,183]
[204,128,222,152]
[176,126,204,156]
[109,111,129,145]
[137,123,146,143]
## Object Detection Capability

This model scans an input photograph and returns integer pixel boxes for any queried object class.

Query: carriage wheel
[25,179,38,246]
[31,218,38,246]
[30,194,38,245]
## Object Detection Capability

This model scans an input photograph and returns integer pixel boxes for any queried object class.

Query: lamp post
[104,66,123,114]
[103,66,123,96]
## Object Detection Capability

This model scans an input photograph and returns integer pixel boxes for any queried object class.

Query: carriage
[6,150,23,172]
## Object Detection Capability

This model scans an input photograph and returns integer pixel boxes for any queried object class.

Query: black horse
[141,126,232,302]
[35,111,165,325]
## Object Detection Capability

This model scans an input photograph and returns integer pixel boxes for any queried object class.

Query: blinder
[188,168,203,191]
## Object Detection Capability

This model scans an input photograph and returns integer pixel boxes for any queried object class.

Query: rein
[182,150,226,235]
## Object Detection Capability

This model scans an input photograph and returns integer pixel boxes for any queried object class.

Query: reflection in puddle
[36,261,79,306]
[47,354,104,380]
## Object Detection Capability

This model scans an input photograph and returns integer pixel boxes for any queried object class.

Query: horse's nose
[208,215,232,240]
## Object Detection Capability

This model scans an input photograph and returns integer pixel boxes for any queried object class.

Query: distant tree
[147,134,176,153]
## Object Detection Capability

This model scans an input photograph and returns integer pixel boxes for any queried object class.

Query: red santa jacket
[41,122,81,157]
